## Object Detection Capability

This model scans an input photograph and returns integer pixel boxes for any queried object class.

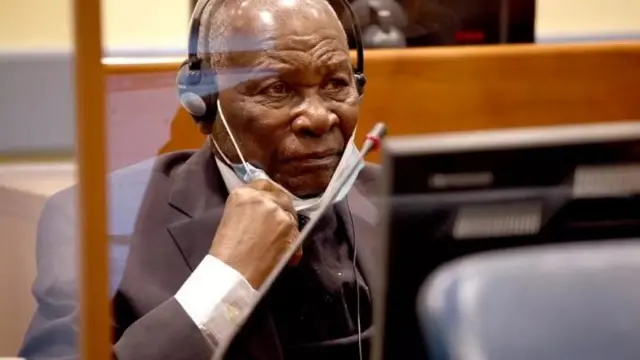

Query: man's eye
[264,82,289,96]
[325,78,349,90]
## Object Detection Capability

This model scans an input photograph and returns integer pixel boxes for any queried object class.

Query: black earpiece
[176,58,220,122]
[176,0,367,125]
[354,71,367,97]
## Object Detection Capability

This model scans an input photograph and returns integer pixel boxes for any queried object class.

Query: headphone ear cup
[200,71,219,124]
[176,60,219,124]
[176,60,208,120]
[354,72,367,96]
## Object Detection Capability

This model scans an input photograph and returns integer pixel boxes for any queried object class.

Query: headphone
[176,0,367,124]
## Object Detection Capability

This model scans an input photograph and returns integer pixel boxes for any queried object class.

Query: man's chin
[283,175,332,199]
[295,191,324,199]
[288,182,329,199]
[276,168,335,199]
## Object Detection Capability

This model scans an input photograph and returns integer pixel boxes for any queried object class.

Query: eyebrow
[226,57,351,92]
[251,53,351,74]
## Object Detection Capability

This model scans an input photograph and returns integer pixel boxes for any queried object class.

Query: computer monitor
[372,121,640,360]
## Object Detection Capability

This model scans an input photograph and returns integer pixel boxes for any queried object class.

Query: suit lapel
[166,142,229,271]
[166,208,226,270]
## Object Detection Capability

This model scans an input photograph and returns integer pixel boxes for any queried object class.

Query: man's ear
[198,121,214,135]
[198,112,221,135]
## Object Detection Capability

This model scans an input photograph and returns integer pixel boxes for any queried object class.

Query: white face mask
[211,99,364,213]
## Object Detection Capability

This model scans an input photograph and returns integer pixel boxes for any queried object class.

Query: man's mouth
[284,148,342,165]
[289,154,341,169]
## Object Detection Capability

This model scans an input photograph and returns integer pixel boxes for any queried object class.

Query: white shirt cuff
[175,255,258,347]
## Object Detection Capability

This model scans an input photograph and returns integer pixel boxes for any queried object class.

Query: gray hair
[193,0,345,70]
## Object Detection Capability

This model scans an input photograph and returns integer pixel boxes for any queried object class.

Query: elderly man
[20,0,380,359]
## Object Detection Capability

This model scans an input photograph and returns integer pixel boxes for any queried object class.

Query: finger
[287,227,303,266]
[247,179,279,192]
[288,246,303,266]
[248,180,295,216]
[270,189,296,216]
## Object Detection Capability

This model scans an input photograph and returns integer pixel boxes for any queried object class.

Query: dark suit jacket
[20,144,381,360]
[113,143,381,360]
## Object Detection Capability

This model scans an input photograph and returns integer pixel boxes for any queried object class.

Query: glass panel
[101,1,639,359]
[0,2,78,358]
[6,0,635,359]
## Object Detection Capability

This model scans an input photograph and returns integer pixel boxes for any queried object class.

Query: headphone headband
[186,0,365,74]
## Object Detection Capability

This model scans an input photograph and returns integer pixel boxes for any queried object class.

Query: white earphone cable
[216,98,253,177]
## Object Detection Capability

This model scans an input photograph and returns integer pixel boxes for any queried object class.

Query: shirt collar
[214,156,244,193]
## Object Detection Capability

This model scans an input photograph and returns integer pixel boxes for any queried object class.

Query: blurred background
[1,0,639,162]
[0,0,639,357]
[2,0,640,52]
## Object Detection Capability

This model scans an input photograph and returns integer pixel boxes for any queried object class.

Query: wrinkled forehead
[218,0,349,65]
[203,0,353,90]
[225,0,344,35]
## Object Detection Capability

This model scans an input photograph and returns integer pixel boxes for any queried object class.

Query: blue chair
[106,157,157,292]
[35,157,156,293]
[19,157,157,358]
[417,241,640,360]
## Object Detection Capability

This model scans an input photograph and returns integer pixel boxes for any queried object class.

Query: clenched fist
[210,179,303,289]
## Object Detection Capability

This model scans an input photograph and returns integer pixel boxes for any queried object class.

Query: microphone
[214,122,388,359]
[361,121,388,155]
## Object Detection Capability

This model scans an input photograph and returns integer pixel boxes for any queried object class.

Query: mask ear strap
[215,99,253,176]
[208,135,233,165]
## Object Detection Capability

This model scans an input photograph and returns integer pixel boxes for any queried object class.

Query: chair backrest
[106,157,157,291]
[33,156,157,297]
[0,162,75,355]
[418,240,640,360]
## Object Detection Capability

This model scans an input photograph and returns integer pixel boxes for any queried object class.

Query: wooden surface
[104,41,640,164]
[359,42,640,161]
[76,0,111,358]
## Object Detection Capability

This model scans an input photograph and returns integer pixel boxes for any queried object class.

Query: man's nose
[291,95,338,137]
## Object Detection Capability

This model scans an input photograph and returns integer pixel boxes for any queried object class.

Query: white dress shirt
[175,158,319,348]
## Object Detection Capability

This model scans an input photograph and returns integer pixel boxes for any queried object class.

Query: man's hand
[210,179,302,289]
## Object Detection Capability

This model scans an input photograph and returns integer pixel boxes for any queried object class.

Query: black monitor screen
[374,122,640,360]
[340,0,535,48]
